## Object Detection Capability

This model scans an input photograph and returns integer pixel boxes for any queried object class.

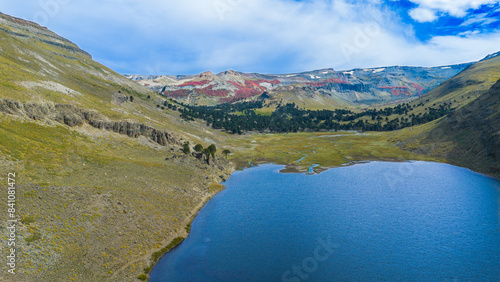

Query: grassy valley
[0,10,498,282]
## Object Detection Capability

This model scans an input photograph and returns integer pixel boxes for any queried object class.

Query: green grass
[0,115,228,281]
[227,131,440,172]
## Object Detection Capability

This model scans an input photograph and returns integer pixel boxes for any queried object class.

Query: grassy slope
[391,55,500,178]
[0,13,234,281]
[263,86,360,110]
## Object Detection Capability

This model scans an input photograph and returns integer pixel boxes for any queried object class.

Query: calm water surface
[150,161,500,281]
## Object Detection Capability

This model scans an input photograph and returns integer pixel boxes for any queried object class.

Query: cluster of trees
[158,100,179,111]
[182,142,231,164]
[177,100,454,134]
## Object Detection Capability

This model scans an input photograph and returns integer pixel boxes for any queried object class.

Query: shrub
[21,215,36,225]
[137,273,147,280]
[194,144,203,152]
[25,232,41,244]
[182,142,190,154]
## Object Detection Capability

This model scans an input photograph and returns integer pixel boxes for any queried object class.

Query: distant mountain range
[1,9,499,282]
[127,63,472,107]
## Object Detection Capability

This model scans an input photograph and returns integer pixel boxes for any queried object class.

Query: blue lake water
[150,161,500,281]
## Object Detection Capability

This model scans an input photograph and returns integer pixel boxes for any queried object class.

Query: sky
[1,0,500,75]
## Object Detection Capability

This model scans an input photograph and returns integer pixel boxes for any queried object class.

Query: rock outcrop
[0,99,182,147]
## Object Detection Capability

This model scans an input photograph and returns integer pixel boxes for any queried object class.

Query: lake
[150,161,500,281]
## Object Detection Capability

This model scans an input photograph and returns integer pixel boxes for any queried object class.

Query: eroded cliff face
[0,99,182,147]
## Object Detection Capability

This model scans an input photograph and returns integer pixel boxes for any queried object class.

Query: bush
[137,274,147,280]
[150,237,185,263]
[21,215,36,225]
[25,232,41,244]
[194,144,203,152]
[182,142,190,154]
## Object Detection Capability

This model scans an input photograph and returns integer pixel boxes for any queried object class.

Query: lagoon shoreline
[145,156,499,280]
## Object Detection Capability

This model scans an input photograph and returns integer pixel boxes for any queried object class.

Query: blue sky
[1,0,499,75]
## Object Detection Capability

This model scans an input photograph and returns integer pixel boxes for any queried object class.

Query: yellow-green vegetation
[226,131,441,173]
[0,13,233,146]
[20,216,36,225]
[0,13,234,282]
[0,114,232,281]
[265,87,360,110]
[391,55,500,178]
[25,233,42,245]
[418,55,500,108]
[149,237,184,270]
[0,11,498,282]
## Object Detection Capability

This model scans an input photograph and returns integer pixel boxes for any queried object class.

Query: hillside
[127,64,471,108]
[0,9,498,282]
[0,12,234,281]
[392,52,500,177]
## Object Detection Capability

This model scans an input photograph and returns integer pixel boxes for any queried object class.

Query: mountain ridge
[127,63,472,108]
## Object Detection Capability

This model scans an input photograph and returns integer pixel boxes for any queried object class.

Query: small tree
[182,142,190,154]
[129,95,134,102]
[194,144,203,153]
[222,149,231,159]
[202,148,211,164]
[207,144,217,158]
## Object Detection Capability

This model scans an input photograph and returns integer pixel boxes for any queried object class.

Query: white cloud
[408,0,500,21]
[0,0,499,74]
[460,12,499,26]
[409,7,438,22]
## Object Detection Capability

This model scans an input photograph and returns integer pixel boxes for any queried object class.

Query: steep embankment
[393,53,500,178]
[0,12,234,281]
